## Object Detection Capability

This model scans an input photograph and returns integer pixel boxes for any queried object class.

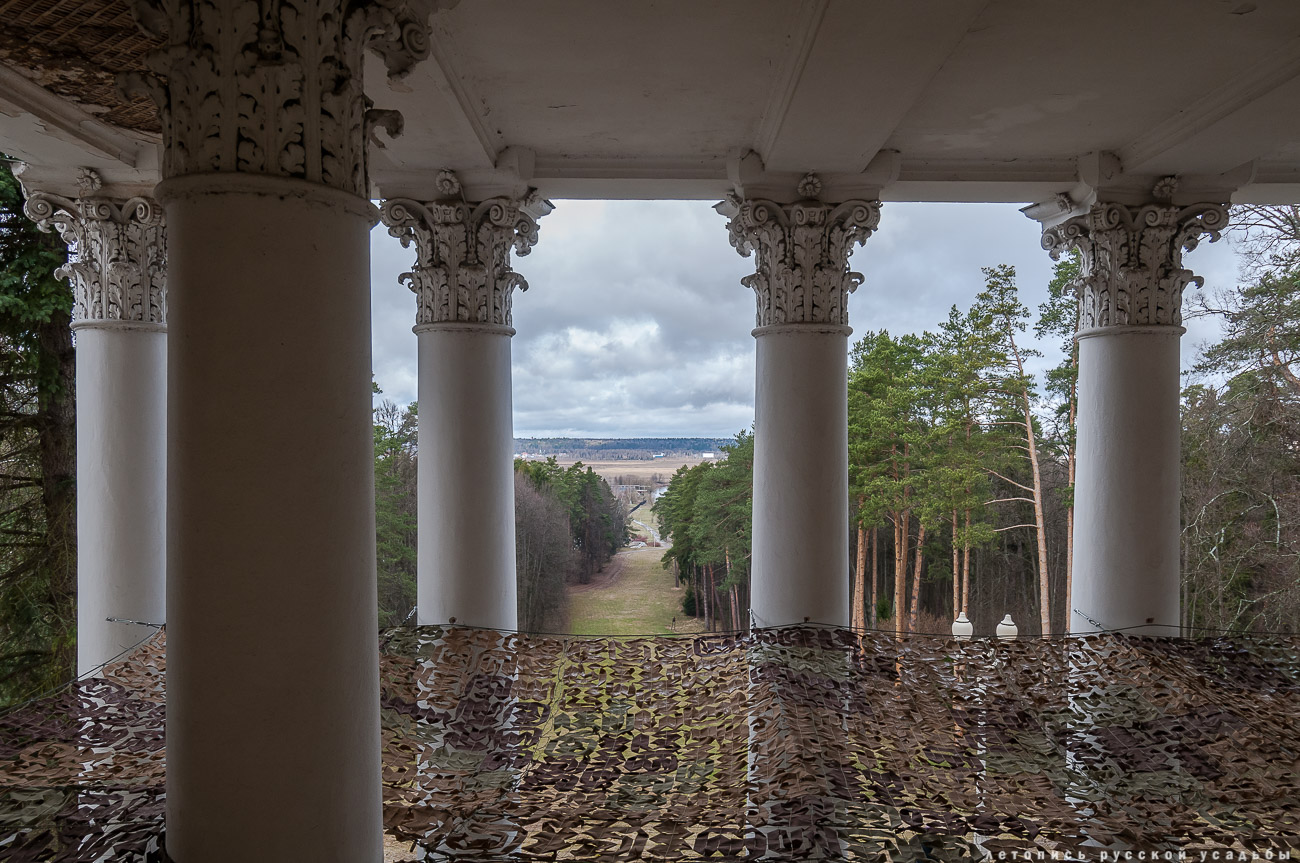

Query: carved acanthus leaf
[122,0,431,195]
[24,194,167,327]
[379,196,545,328]
[1042,200,1228,330]
[719,197,882,328]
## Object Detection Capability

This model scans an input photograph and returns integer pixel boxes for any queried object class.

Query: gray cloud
[369,200,1240,436]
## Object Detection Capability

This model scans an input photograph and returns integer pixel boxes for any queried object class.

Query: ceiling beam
[759,0,989,175]
[751,0,829,163]
[1121,34,1300,175]
[0,63,143,167]
[422,13,502,166]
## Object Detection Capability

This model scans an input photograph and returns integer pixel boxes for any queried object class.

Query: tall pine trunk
[870,527,878,629]
[703,564,712,630]
[961,510,972,613]
[853,497,867,630]
[893,512,906,638]
[950,510,959,620]
[1009,329,1052,637]
[691,566,699,619]
[908,523,925,633]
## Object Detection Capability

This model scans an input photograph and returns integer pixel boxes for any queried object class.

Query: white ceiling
[5,0,1300,204]
[367,0,1300,203]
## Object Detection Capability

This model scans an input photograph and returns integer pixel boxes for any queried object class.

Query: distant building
[701,452,715,459]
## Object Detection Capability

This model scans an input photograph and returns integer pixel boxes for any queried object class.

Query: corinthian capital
[1042,199,1228,331]
[717,191,882,329]
[379,193,552,329]
[24,193,167,329]
[122,0,431,195]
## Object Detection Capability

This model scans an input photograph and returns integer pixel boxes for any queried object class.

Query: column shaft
[1040,190,1228,635]
[752,326,850,627]
[1072,328,1182,634]
[379,192,548,631]
[718,184,880,629]
[75,327,167,671]
[22,188,169,675]
[120,0,430,854]
[417,324,517,628]
[163,179,380,861]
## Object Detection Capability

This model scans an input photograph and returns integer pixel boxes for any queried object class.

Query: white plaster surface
[1071,327,1182,636]
[750,325,849,628]
[416,324,518,630]
[161,180,382,863]
[74,326,166,674]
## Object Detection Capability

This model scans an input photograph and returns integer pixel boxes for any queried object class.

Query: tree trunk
[36,310,76,683]
[1024,400,1051,637]
[1010,330,1052,637]
[703,564,711,630]
[961,509,972,613]
[951,509,959,620]
[691,566,699,618]
[908,522,925,634]
[870,527,878,629]
[854,497,867,630]
[893,512,905,638]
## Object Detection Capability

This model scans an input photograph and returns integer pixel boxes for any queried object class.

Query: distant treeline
[515,438,731,460]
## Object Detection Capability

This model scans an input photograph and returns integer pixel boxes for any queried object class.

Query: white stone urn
[996,614,1018,640]
[951,612,973,640]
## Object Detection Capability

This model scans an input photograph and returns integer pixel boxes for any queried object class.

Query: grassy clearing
[568,546,701,636]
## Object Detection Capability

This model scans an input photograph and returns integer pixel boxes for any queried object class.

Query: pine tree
[1036,251,1082,625]
[849,331,936,636]
[975,265,1053,636]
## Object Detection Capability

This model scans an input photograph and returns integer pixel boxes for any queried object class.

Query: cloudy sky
[368,200,1240,438]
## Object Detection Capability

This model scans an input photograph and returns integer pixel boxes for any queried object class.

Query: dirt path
[567,552,628,594]
[567,546,704,635]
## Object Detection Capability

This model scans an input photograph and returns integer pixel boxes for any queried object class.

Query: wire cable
[0,625,162,719]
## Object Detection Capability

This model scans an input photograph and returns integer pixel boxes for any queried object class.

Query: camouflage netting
[2,626,1298,861]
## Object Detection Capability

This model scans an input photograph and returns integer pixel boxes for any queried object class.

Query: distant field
[554,457,707,486]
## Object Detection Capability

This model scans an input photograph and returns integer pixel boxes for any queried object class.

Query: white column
[380,190,550,630]
[1042,192,1228,635]
[753,326,850,627]
[23,192,167,675]
[718,181,881,628]
[123,0,430,858]
[1074,327,1182,634]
